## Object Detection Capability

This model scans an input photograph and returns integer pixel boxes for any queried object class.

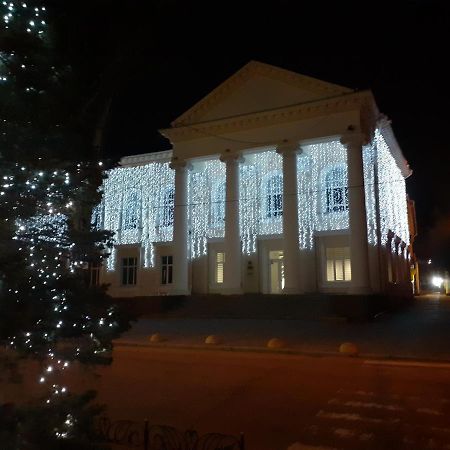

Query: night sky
[63,0,450,267]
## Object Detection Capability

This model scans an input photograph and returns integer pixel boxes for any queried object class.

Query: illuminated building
[95,62,413,296]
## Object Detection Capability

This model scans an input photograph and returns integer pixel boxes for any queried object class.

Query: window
[121,257,137,285]
[324,166,348,213]
[266,173,283,218]
[161,255,173,285]
[326,247,351,282]
[122,191,140,230]
[89,262,101,286]
[211,182,226,226]
[161,187,174,227]
[215,252,225,284]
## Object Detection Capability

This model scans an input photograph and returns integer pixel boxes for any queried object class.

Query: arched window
[122,191,139,230]
[161,187,174,227]
[211,181,226,226]
[324,166,348,213]
[266,173,283,218]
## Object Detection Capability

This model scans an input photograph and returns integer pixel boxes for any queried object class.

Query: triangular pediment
[172,61,353,127]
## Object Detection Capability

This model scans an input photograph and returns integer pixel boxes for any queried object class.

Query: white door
[269,250,284,294]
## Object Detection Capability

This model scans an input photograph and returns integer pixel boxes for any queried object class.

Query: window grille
[324,166,349,213]
[266,174,283,218]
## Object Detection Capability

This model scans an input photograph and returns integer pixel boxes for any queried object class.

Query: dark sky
[66,0,450,267]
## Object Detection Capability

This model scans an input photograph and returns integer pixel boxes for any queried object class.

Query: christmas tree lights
[1,2,129,443]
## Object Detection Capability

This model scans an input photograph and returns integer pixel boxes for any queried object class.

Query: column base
[221,287,243,295]
[282,287,304,295]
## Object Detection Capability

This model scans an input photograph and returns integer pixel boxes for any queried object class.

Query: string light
[297,140,349,249]
[188,159,226,259]
[363,143,377,246]
[100,162,175,270]
[239,149,283,254]
[375,129,409,248]
[98,132,409,266]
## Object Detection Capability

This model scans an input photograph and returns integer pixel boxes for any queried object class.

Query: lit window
[121,257,137,285]
[122,190,140,230]
[266,173,283,218]
[326,247,351,281]
[161,187,174,227]
[211,182,226,226]
[216,252,225,284]
[324,166,348,213]
[161,255,173,285]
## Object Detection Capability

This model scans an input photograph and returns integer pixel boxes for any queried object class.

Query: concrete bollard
[339,342,359,356]
[205,335,222,345]
[267,338,286,349]
[149,333,165,343]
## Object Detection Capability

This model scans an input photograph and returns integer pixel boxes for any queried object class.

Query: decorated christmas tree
[0,1,129,447]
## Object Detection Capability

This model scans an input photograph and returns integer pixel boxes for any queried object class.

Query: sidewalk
[115,294,450,361]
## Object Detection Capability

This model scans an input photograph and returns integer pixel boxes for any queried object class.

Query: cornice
[120,150,173,167]
[161,91,374,143]
[172,60,352,127]
[377,122,412,179]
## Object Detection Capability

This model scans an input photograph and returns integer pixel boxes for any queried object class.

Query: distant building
[407,196,420,294]
[93,61,413,297]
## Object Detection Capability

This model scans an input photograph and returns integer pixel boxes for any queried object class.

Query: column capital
[340,131,369,148]
[220,150,244,164]
[276,140,302,155]
[169,156,192,171]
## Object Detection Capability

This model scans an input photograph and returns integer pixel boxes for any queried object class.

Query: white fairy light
[363,143,377,246]
[100,161,175,270]
[239,149,283,254]
[374,129,409,248]
[98,132,409,269]
[188,159,226,259]
[296,140,349,249]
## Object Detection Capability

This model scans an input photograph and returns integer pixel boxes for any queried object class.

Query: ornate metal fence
[96,417,245,450]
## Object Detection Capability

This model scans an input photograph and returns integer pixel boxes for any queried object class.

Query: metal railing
[96,417,245,450]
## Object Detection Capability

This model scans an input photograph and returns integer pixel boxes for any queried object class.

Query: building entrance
[269,250,284,294]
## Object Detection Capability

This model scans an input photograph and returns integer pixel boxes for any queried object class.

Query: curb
[113,340,450,365]
[114,340,340,357]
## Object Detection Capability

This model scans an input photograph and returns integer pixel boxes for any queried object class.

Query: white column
[220,151,243,294]
[340,133,371,294]
[277,142,302,294]
[169,157,191,295]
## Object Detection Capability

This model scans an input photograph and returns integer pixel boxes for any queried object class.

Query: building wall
[97,130,411,298]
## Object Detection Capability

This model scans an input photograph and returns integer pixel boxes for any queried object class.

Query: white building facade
[94,61,412,298]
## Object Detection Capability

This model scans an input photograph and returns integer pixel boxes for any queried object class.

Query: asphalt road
[3,294,450,449]
[34,346,450,450]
